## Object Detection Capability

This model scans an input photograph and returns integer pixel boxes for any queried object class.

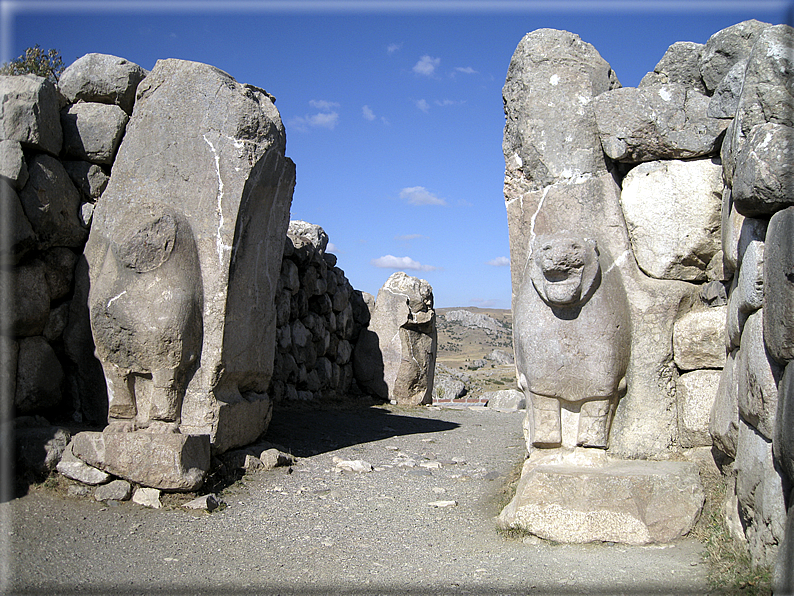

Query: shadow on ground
[263,405,460,458]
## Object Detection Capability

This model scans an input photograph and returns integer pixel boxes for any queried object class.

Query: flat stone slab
[72,430,210,491]
[498,449,704,545]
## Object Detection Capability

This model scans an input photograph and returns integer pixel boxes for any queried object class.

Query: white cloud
[415,99,430,112]
[290,100,340,131]
[362,105,376,121]
[413,55,440,76]
[487,256,510,267]
[326,242,338,253]
[387,43,401,54]
[435,99,463,107]
[399,186,446,206]
[371,255,438,272]
[395,233,426,241]
[309,99,340,111]
[454,66,477,75]
[471,298,498,308]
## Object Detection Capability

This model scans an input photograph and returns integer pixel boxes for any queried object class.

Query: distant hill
[435,307,513,369]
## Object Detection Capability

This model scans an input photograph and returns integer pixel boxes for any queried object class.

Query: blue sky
[3,1,790,308]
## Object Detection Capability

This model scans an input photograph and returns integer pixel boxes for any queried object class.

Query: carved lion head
[529,234,600,307]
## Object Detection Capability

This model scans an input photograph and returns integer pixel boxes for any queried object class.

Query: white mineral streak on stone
[525,185,551,276]
[549,74,560,86]
[578,95,590,105]
[658,87,672,101]
[106,290,127,308]
[203,134,231,268]
[604,249,633,275]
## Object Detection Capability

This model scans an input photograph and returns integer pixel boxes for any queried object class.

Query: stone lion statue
[514,233,631,449]
[89,202,202,433]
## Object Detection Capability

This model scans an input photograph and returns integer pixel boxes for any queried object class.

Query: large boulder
[9,258,50,337]
[84,59,294,452]
[502,28,619,191]
[699,20,771,94]
[18,154,87,250]
[0,139,28,189]
[353,272,436,405]
[0,180,36,266]
[620,158,723,281]
[60,102,129,165]
[593,85,729,163]
[639,41,706,94]
[763,207,794,364]
[58,53,148,115]
[735,418,787,567]
[0,74,62,155]
[737,310,781,440]
[672,306,727,370]
[774,362,794,485]
[72,430,210,491]
[498,450,704,545]
[14,336,64,415]
[710,349,740,458]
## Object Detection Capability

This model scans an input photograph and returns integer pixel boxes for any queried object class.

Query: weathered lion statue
[514,233,631,449]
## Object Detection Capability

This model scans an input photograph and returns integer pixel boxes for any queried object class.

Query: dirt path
[2,405,710,595]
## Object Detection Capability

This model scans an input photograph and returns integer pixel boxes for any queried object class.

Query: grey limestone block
[639,41,706,94]
[0,74,62,155]
[0,139,28,189]
[58,53,148,115]
[14,336,64,415]
[763,207,794,364]
[60,102,129,165]
[699,19,771,94]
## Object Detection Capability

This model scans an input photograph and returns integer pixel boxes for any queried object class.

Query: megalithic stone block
[72,431,210,491]
[84,59,294,453]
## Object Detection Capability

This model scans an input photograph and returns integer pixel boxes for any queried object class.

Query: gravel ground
[2,404,710,595]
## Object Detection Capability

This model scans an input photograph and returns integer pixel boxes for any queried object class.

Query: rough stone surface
[58,53,148,114]
[593,85,729,163]
[14,336,63,415]
[639,41,706,94]
[484,389,526,411]
[94,479,132,502]
[132,487,162,508]
[774,497,794,596]
[735,419,787,567]
[72,430,210,491]
[700,19,772,93]
[14,424,71,478]
[1,180,36,266]
[502,28,619,191]
[736,239,765,313]
[18,154,87,250]
[708,60,747,119]
[42,247,77,302]
[83,59,294,451]
[677,370,720,448]
[433,375,466,402]
[60,102,129,165]
[514,234,630,450]
[56,442,111,485]
[0,74,62,154]
[710,349,739,458]
[9,258,50,337]
[183,494,220,511]
[774,362,794,484]
[353,272,436,405]
[731,123,794,217]
[62,160,109,201]
[0,139,28,189]
[763,207,794,363]
[721,189,768,275]
[1,337,18,409]
[672,306,727,370]
[737,310,781,440]
[620,159,723,281]
[498,449,704,545]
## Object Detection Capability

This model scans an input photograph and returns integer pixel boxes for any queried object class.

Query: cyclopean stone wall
[3,53,430,493]
[502,20,792,584]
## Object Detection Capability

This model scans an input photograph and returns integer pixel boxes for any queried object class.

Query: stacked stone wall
[268,221,372,404]
[503,19,791,580]
[2,55,147,428]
